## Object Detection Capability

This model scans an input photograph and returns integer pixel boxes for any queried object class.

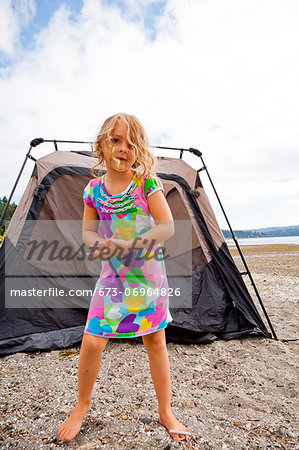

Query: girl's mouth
[111,155,129,169]
[111,149,130,171]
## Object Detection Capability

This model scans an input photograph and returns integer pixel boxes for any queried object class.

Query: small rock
[121,414,128,420]
[141,417,151,424]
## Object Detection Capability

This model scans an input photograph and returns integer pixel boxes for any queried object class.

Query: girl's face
[103,120,136,173]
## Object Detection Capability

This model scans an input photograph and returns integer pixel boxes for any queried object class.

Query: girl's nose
[119,144,128,153]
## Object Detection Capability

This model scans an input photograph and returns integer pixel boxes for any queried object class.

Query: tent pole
[195,151,278,340]
[152,145,278,340]
[0,145,34,230]
[1,137,100,229]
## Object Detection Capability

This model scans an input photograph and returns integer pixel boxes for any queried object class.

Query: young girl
[58,113,191,442]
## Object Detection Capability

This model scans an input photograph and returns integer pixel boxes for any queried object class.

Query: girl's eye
[112,138,119,143]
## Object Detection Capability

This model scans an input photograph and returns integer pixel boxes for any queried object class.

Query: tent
[0,142,273,356]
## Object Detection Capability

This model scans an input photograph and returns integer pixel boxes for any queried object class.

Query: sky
[0,0,298,229]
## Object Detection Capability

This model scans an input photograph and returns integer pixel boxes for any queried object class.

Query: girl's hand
[86,229,131,258]
[105,229,132,253]
[87,229,119,259]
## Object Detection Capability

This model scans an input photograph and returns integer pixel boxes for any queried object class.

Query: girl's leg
[58,334,109,442]
[142,329,190,441]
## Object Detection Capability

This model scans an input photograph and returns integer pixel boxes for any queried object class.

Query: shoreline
[228,243,299,277]
[228,243,299,253]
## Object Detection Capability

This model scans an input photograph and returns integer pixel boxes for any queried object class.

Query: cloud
[14,0,36,27]
[0,0,35,55]
[0,0,20,55]
[106,0,164,17]
[0,0,298,228]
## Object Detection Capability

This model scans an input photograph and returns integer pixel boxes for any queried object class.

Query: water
[226,235,299,246]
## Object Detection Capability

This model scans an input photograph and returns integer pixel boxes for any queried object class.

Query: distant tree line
[222,225,299,239]
[0,197,17,238]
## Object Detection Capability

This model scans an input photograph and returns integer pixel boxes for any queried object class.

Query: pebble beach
[0,244,298,449]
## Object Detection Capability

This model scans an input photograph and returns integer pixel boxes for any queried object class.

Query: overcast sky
[0,0,298,229]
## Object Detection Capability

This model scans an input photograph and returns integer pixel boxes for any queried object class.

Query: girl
[58,113,191,442]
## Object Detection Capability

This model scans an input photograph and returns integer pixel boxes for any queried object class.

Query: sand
[0,244,298,449]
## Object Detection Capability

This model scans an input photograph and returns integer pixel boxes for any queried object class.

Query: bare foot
[159,410,191,441]
[58,401,91,442]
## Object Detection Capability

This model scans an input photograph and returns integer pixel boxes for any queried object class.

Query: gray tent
[0,144,272,356]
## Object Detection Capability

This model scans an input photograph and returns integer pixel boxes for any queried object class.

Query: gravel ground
[0,245,298,449]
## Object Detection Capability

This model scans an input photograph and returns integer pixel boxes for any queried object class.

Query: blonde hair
[91,113,157,178]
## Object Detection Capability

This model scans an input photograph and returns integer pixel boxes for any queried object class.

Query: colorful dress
[83,172,172,338]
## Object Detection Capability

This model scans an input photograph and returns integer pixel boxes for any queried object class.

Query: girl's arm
[82,204,118,258]
[131,190,174,248]
[82,204,102,247]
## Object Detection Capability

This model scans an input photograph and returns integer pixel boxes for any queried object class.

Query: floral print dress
[83,172,172,338]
